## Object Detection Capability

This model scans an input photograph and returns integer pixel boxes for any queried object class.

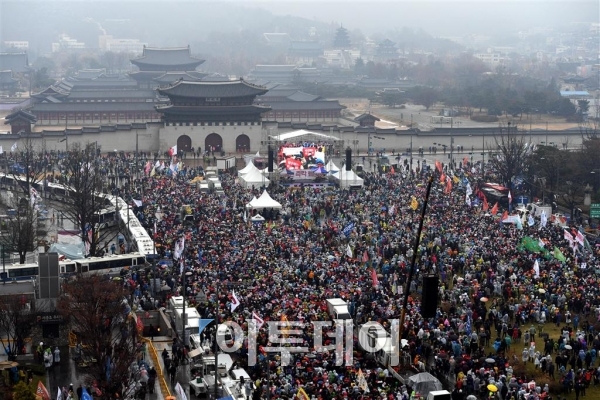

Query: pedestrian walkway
[151,338,192,400]
[143,337,170,400]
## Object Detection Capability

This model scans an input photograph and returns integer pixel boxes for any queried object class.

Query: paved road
[43,346,164,400]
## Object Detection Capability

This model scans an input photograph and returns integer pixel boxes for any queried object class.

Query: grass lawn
[481,316,600,400]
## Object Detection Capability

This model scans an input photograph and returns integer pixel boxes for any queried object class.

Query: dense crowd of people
[111,149,600,400]
[17,145,599,400]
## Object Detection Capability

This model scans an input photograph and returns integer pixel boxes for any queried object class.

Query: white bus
[92,207,118,229]
[1,253,146,281]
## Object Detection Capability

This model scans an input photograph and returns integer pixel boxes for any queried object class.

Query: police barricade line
[143,337,172,399]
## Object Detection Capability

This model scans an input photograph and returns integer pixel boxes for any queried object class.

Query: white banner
[281,147,304,156]
[174,382,188,400]
[289,170,315,180]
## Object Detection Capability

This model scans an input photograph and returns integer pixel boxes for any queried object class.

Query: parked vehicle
[326,298,352,321]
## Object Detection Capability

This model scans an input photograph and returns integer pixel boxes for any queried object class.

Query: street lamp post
[209,278,252,399]
[481,133,486,180]
[450,117,454,170]
[212,272,221,400]
[181,269,192,400]
[410,114,413,171]
[591,171,599,197]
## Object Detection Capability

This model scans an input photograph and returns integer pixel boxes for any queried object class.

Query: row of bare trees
[485,122,599,221]
[0,138,115,263]
[0,137,140,398]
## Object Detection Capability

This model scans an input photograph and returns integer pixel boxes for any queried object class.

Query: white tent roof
[269,129,342,142]
[325,160,339,172]
[240,168,269,187]
[247,190,282,210]
[331,168,364,187]
[238,161,258,175]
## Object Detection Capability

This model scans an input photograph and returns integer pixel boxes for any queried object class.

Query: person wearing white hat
[36,342,44,364]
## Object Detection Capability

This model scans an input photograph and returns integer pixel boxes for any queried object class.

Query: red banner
[285,158,303,170]
[302,147,316,158]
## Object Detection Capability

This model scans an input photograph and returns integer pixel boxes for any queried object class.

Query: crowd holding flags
[252,311,264,330]
[173,236,185,260]
[533,259,540,278]
[465,315,473,336]
[444,175,453,194]
[230,291,240,312]
[490,202,499,215]
[346,244,353,258]
[540,210,548,228]
[371,267,379,287]
[426,154,597,269]
[410,196,418,211]
[356,369,370,393]
[36,381,50,400]
[296,387,311,399]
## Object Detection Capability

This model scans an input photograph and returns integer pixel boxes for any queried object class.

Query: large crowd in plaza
[26,146,600,400]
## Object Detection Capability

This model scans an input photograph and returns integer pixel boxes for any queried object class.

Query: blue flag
[81,388,92,400]
[199,318,214,335]
[342,222,355,237]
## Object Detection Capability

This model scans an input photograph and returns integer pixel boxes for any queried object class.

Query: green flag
[520,237,544,253]
[553,247,566,262]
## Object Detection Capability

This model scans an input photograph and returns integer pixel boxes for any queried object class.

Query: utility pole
[135,129,139,179]
[1,245,5,284]
[450,117,454,170]
[214,276,219,399]
[410,114,413,171]
[181,266,192,400]
[482,134,485,180]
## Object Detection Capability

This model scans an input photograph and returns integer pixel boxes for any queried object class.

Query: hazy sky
[242,0,600,35]
[1,0,598,46]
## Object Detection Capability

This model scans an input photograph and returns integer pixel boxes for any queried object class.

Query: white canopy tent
[246,190,282,210]
[240,168,270,188]
[238,161,259,176]
[269,129,343,143]
[331,168,364,188]
[242,151,261,166]
[325,160,339,173]
[246,196,256,208]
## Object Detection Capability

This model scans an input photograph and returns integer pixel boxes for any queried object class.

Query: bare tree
[0,135,50,263]
[488,122,530,189]
[59,143,113,256]
[560,180,586,221]
[57,275,139,399]
[10,135,45,199]
[0,293,36,360]
[0,195,43,264]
